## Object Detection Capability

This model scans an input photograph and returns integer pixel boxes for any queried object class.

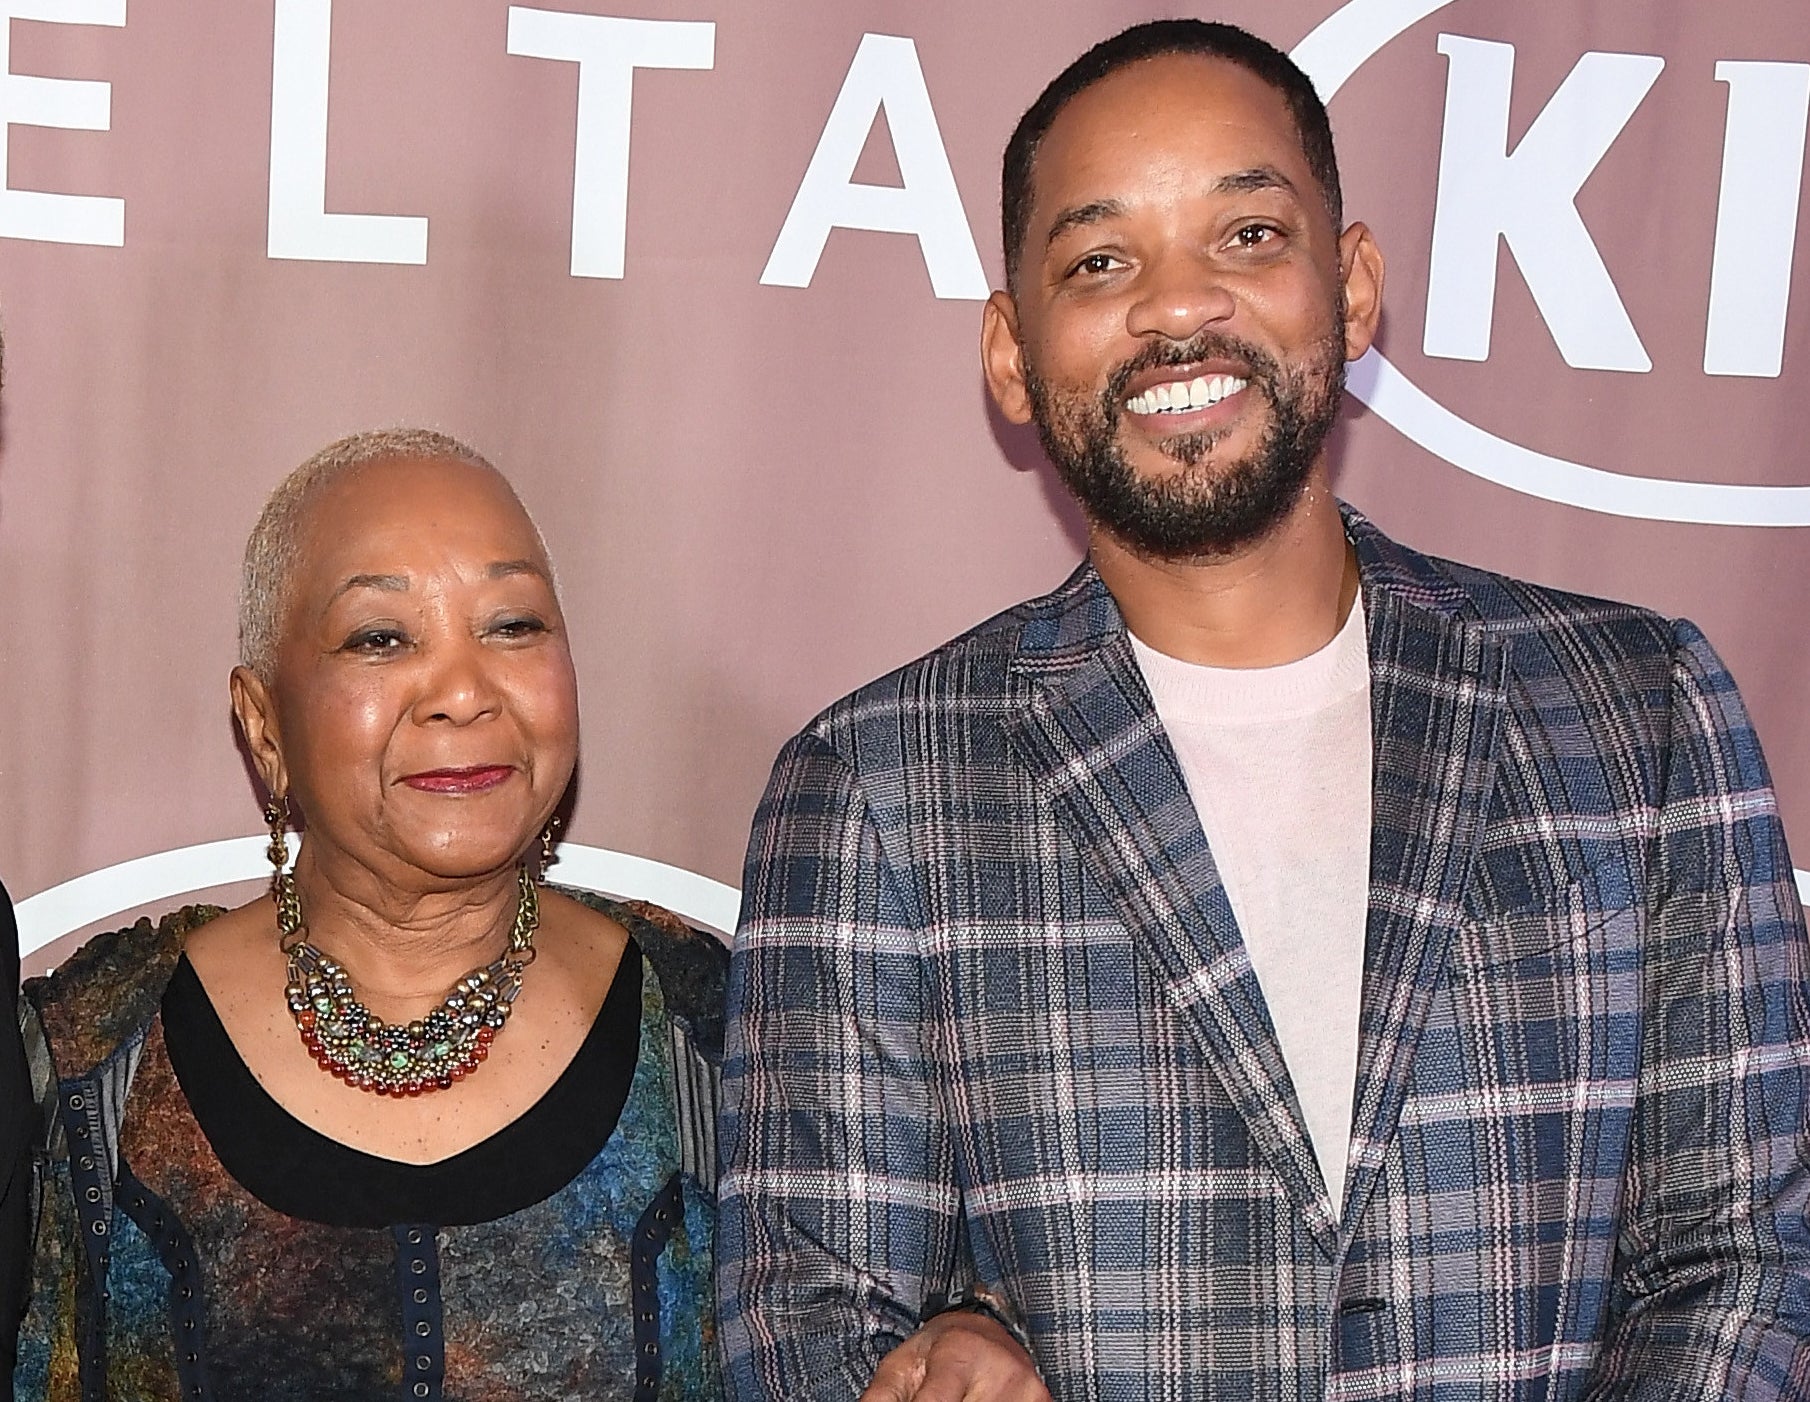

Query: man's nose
[1124,252,1236,342]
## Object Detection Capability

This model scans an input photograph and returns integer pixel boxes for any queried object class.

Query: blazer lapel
[1004,573,1337,1245]
[1339,565,1508,1234]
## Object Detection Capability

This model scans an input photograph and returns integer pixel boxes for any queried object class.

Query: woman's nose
[413,640,502,725]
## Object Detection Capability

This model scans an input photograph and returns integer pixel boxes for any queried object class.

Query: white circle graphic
[15,837,742,963]
[1293,0,1810,526]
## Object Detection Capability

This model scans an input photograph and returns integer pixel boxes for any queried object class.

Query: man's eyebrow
[1040,169,1300,253]
[329,572,409,602]
[1213,166,1299,199]
[1043,198,1126,250]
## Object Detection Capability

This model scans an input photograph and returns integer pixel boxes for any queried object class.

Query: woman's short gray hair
[238,427,529,682]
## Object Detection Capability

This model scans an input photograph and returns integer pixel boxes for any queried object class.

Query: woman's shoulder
[554,888,728,1060]
[27,906,223,1077]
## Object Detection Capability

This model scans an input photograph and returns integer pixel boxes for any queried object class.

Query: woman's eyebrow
[329,572,410,602]
[487,559,550,581]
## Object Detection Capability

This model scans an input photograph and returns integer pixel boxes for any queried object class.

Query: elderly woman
[14,430,727,1400]
[13,429,1045,1402]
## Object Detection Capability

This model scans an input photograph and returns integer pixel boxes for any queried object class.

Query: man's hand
[859,1310,1051,1402]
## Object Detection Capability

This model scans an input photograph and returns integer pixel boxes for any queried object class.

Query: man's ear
[230,665,289,801]
[981,290,1034,426]
[1337,221,1385,361]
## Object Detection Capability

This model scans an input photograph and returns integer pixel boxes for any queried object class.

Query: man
[720,19,1810,1401]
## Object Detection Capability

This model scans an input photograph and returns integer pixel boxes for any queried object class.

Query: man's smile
[1124,372,1249,417]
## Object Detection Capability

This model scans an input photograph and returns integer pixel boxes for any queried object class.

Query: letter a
[762,33,986,300]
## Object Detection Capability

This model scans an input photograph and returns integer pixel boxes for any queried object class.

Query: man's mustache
[1101,334,1278,409]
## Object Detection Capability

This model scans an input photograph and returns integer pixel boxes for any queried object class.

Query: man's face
[983,53,1382,560]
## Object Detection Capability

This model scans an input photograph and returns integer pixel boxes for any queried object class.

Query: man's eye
[1232,224,1278,248]
[1071,252,1124,277]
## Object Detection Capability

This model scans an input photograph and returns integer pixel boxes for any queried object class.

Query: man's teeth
[1126,374,1249,415]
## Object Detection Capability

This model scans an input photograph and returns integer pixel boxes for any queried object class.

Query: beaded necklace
[278,866,540,1097]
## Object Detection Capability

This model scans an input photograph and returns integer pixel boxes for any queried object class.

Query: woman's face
[239,457,579,889]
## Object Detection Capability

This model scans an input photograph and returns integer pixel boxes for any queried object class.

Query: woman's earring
[264,795,289,873]
[537,817,561,884]
[265,795,304,944]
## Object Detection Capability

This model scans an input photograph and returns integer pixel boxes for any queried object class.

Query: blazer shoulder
[1414,555,1709,791]
[801,566,1095,748]
[1396,542,1677,670]
[1356,516,1694,762]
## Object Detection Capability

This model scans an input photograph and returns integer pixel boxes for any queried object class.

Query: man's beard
[1024,328,1347,561]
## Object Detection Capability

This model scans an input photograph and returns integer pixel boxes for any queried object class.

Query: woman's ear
[230,665,289,801]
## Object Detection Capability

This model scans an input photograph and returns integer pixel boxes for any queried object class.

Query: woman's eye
[342,628,407,654]
[490,616,548,641]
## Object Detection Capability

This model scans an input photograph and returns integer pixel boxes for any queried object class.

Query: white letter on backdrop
[1424,35,1661,372]
[0,0,127,246]
[1703,61,1809,379]
[506,7,714,280]
[762,33,986,300]
[267,0,428,263]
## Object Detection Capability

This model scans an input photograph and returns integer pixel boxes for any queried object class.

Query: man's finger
[908,1313,1051,1402]
[899,1372,979,1402]
[858,1342,927,1402]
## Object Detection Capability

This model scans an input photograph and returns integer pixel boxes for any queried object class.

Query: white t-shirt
[1130,601,1373,1214]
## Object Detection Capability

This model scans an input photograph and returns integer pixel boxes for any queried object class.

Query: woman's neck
[285,846,525,1018]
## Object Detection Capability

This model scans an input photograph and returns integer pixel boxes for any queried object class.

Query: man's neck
[1092,476,1359,669]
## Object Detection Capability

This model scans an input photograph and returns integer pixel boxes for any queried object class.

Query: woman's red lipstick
[402,766,514,794]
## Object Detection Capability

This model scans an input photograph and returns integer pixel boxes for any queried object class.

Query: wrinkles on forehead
[292,462,546,613]
[242,441,557,682]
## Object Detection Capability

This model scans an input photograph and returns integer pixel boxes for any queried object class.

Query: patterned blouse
[14,894,725,1401]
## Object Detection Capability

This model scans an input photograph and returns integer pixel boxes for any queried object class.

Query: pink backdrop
[2,0,1805,968]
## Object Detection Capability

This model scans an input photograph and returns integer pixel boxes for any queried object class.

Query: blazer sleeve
[1586,620,1810,1396]
[717,731,961,1401]
[0,880,31,1399]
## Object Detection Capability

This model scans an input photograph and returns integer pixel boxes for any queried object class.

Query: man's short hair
[1001,20,1343,292]
[238,427,538,683]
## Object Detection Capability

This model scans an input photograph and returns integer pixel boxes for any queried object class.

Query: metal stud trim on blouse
[117,1162,214,1401]
[394,1223,446,1402]
[630,1173,685,1402]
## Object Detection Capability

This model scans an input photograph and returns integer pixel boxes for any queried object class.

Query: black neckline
[160,944,642,1227]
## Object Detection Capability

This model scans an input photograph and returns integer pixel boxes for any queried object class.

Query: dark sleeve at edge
[0,879,30,1399]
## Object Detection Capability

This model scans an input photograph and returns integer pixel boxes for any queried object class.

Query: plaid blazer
[718,508,1810,1400]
